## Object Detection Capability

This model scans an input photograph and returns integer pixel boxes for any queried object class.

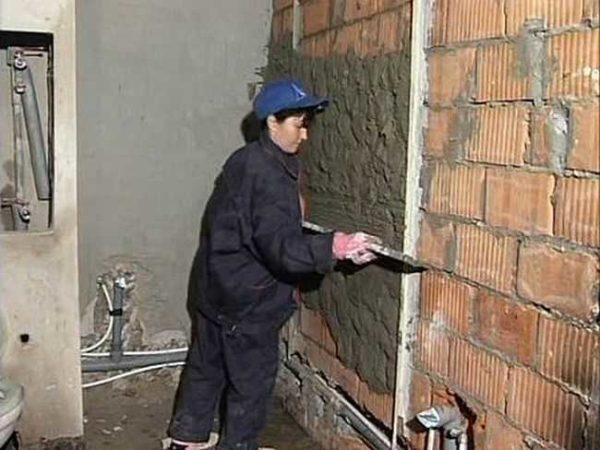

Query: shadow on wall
[241,111,261,144]
[0,161,15,230]
[183,110,261,338]
[173,109,266,432]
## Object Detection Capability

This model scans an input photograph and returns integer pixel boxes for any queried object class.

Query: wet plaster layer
[265,44,411,393]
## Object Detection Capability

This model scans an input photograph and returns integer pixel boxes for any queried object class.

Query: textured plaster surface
[75,0,272,339]
[266,43,411,392]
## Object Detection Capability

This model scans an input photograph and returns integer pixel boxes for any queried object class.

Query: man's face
[268,114,309,154]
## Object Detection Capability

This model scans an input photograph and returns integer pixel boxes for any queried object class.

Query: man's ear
[266,115,277,132]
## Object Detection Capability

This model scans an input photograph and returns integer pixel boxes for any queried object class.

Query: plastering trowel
[302,221,425,270]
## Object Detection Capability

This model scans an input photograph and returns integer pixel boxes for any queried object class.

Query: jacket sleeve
[250,174,335,277]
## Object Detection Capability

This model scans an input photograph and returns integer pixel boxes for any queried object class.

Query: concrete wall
[76,0,272,340]
[0,0,82,445]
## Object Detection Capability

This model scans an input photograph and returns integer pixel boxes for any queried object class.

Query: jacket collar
[259,131,300,180]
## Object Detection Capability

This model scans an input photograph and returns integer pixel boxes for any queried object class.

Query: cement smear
[266,43,411,393]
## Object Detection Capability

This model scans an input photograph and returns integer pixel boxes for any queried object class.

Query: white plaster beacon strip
[292,0,302,50]
[391,0,430,447]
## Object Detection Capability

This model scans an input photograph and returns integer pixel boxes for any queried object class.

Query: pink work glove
[332,232,381,265]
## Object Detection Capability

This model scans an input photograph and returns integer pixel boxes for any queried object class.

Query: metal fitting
[18,207,31,223]
[417,405,468,450]
[12,51,27,70]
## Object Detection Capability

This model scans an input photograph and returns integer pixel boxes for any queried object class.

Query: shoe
[213,442,275,450]
[163,433,219,450]
[167,441,215,450]
[168,443,190,450]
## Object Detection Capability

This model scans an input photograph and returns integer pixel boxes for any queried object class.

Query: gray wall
[76,1,271,339]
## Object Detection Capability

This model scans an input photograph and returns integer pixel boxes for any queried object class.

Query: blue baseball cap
[253,79,329,120]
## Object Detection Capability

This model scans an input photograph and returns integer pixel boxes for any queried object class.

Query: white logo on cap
[291,83,307,99]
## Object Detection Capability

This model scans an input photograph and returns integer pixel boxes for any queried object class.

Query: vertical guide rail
[9,49,29,230]
[292,0,302,51]
[390,0,430,447]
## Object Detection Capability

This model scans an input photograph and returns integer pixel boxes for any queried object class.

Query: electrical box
[0,31,53,232]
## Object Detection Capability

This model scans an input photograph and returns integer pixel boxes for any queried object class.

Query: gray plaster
[516,19,552,105]
[266,44,411,392]
[76,0,272,339]
[547,106,570,172]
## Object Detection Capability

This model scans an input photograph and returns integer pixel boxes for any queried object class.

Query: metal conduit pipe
[110,276,127,363]
[81,350,187,373]
[13,52,51,200]
[340,412,389,450]
[10,89,29,230]
[81,273,189,373]
[416,405,468,450]
[285,356,393,450]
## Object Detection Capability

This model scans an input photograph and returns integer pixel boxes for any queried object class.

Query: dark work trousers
[168,313,280,450]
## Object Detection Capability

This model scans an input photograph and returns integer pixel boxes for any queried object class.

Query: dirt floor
[82,370,320,450]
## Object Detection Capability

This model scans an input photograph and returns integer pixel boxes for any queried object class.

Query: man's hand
[332,232,381,265]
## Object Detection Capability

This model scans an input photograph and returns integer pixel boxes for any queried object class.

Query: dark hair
[262,108,317,129]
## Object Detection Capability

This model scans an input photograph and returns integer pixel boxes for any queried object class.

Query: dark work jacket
[192,132,335,329]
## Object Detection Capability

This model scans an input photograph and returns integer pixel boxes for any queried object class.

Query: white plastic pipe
[82,348,188,358]
[427,429,436,450]
[80,283,114,354]
[82,362,185,389]
[459,433,468,450]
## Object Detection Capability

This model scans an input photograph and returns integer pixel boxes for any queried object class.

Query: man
[168,79,379,450]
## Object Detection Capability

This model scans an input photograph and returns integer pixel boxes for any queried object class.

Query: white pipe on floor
[82,348,188,358]
[82,362,185,389]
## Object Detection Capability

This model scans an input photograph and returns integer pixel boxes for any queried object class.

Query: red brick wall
[271,0,412,57]
[415,1,599,450]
